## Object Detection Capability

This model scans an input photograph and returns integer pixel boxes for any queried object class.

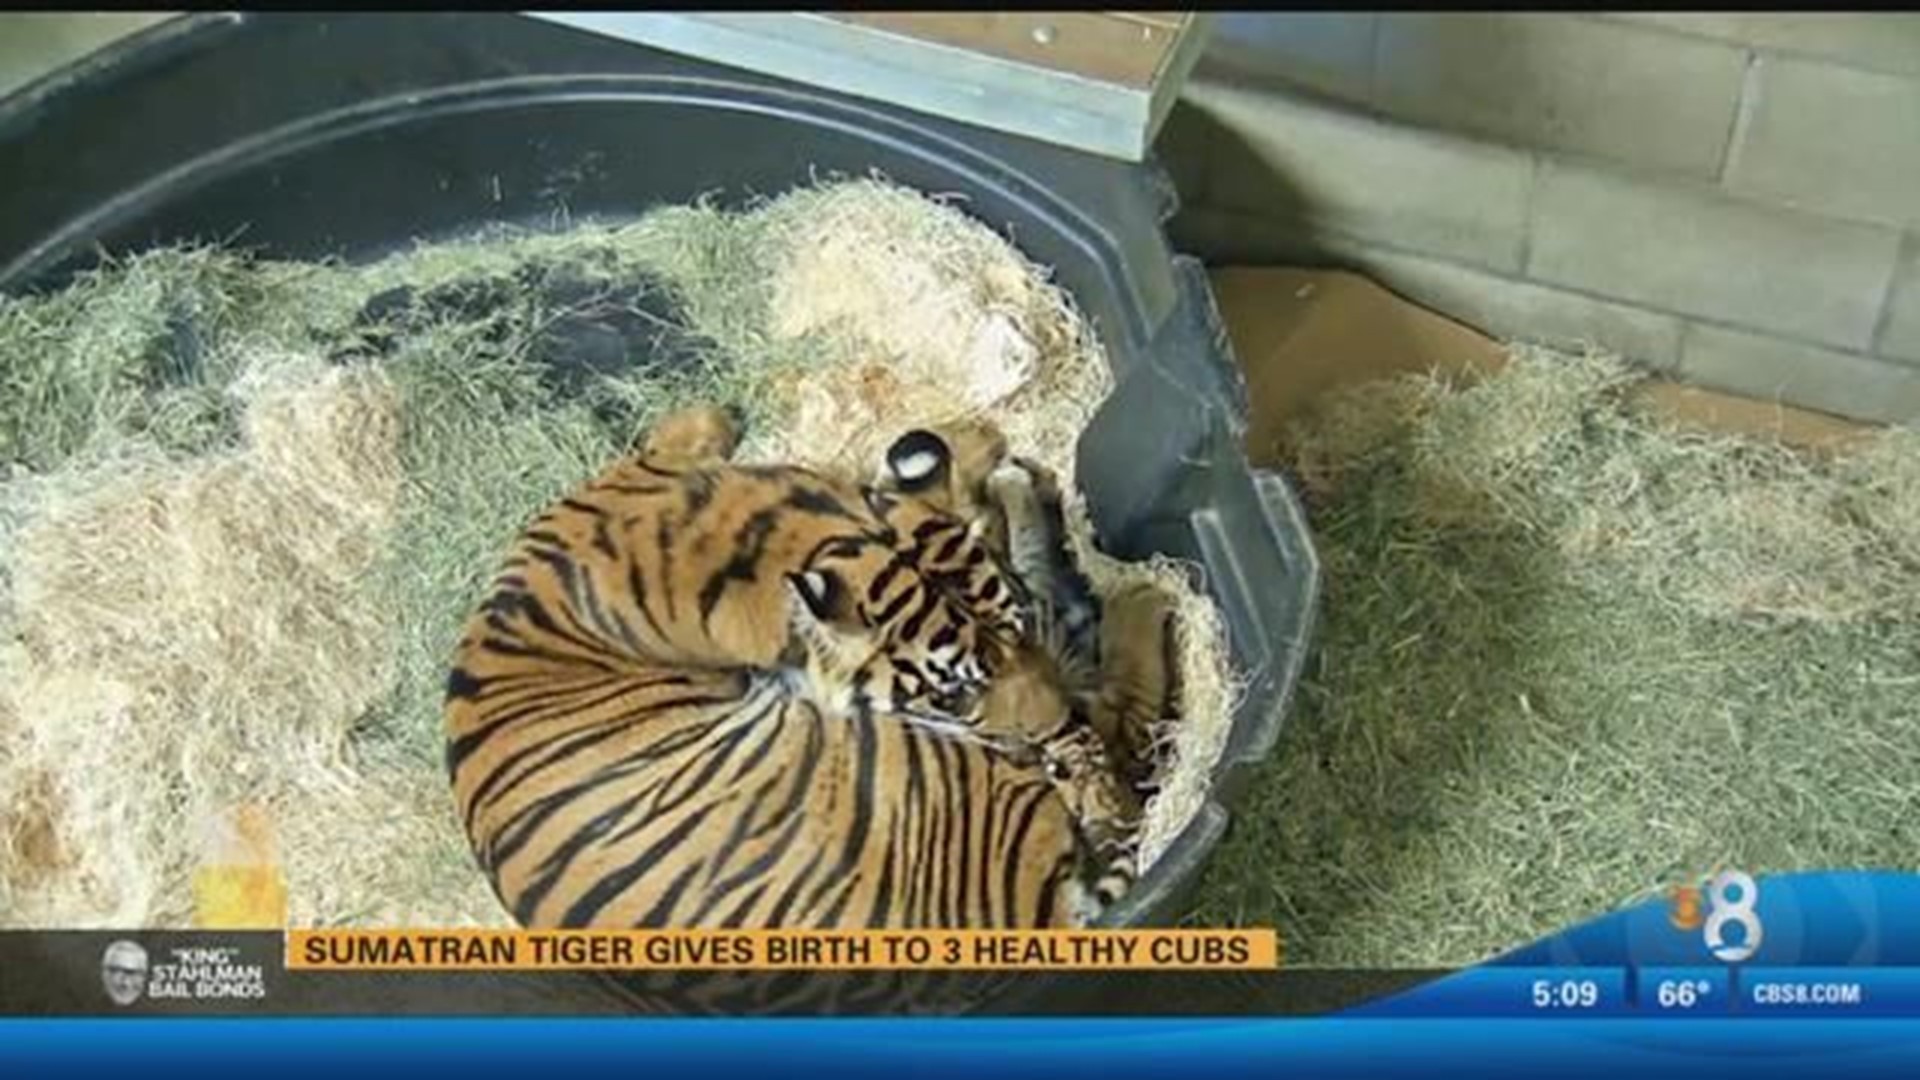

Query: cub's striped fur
[445,406,1143,934]
[878,424,1180,793]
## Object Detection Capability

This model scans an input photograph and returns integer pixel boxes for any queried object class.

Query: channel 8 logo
[1671,870,1763,962]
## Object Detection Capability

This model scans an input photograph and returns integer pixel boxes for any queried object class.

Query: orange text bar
[286,929,1280,971]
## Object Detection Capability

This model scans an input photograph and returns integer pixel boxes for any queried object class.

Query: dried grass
[0,228,768,927]
[0,177,1236,927]
[0,353,488,925]
[739,181,1093,477]
[1192,344,1920,966]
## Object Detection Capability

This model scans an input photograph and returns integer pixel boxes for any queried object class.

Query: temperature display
[1657,979,1713,1008]
[1638,968,1733,1015]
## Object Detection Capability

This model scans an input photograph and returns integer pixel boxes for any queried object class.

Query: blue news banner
[1351,964,1920,1018]
[1355,870,1920,1018]
[5,871,1920,1077]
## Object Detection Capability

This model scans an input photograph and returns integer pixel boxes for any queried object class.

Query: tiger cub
[875,423,1182,794]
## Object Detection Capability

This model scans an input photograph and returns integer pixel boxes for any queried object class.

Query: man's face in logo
[101,941,148,1006]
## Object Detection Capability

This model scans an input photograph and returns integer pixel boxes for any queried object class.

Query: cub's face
[1033,723,1142,851]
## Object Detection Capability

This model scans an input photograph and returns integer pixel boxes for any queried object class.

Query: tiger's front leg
[982,458,1101,673]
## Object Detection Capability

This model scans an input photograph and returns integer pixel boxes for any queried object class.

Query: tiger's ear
[882,429,952,493]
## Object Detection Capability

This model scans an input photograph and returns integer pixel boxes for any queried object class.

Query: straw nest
[0,178,1233,926]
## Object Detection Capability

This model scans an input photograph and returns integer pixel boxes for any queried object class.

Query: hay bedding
[0,178,1230,928]
[20,177,1909,964]
[1189,346,1920,966]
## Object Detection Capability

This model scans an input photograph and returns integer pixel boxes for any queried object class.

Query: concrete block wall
[1160,13,1920,424]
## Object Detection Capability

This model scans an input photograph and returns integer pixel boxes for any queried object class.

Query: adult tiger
[443,406,1151,933]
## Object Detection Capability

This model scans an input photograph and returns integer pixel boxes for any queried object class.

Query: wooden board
[524,11,1212,161]
[822,13,1195,91]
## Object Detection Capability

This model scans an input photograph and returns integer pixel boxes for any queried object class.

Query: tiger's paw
[983,460,1036,515]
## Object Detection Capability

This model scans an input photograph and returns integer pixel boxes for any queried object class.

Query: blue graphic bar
[1634,968,1734,1016]
[1736,968,1920,1018]
[1350,966,1631,1017]
[1353,966,1920,1019]
[10,1018,1920,1079]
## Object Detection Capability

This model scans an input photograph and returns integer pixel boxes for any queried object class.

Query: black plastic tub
[0,13,1320,931]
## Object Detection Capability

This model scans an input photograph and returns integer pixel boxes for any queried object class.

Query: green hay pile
[0,219,776,926]
[0,178,1233,928]
[1188,346,1920,967]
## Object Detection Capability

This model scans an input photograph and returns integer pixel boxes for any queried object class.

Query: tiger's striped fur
[877,424,1177,793]
[445,406,1146,934]
[454,405,1033,729]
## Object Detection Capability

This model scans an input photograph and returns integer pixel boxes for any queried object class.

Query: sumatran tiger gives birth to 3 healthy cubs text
[444,404,1182,933]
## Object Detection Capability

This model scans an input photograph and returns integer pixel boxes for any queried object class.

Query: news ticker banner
[4,871,1918,1018]
[288,928,1275,970]
[287,916,1920,1019]
[1,929,1414,1018]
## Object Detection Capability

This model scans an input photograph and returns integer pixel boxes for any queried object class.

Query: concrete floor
[0,13,175,99]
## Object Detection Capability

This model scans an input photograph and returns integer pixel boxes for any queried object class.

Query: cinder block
[1528,161,1902,350]
[1183,79,1534,272]
[1354,249,1687,370]
[1194,13,1376,106]
[1878,240,1920,366]
[1603,13,1920,79]
[1373,14,1747,178]
[1725,57,1920,227]
[1679,324,1920,424]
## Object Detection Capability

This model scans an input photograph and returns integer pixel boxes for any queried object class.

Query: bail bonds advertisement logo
[100,939,267,1006]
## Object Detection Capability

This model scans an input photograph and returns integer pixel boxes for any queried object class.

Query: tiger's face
[782,418,1073,730]
[814,420,1029,724]
[781,518,1034,728]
